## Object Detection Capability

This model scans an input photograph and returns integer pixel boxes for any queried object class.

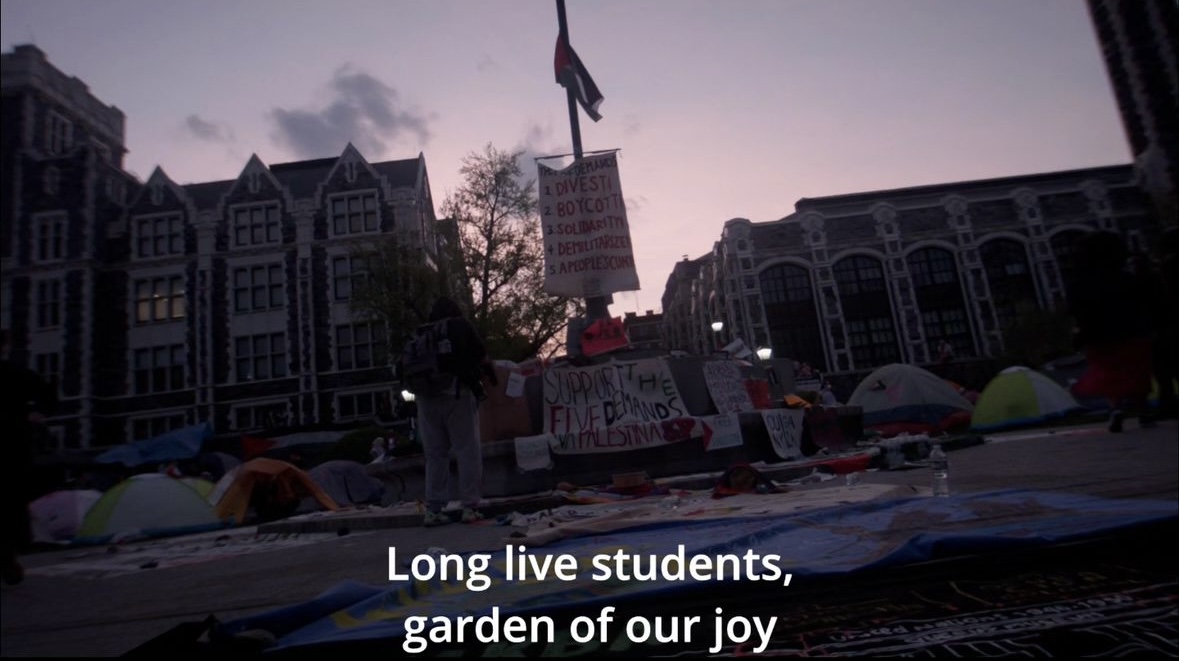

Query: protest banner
[549,417,700,455]
[538,152,640,298]
[700,413,743,451]
[762,409,805,460]
[702,360,754,413]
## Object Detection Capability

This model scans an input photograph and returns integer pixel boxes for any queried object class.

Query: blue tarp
[95,423,213,467]
[211,489,1178,651]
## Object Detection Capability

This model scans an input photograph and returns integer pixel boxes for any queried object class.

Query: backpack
[401,319,459,397]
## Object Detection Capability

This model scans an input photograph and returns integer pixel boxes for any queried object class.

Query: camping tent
[304,461,384,510]
[848,363,974,436]
[29,489,103,544]
[971,366,1081,431]
[94,423,213,467]
[210,458,338,524]
[76,474,223,544]
[180,477,216,499]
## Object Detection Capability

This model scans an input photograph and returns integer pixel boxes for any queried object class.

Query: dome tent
[848,363,974,436]
[209,458,338,524]
[971,366,1081,431]
[76,474,223,544]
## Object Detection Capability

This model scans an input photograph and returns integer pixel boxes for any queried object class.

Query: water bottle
[929,444,950,497]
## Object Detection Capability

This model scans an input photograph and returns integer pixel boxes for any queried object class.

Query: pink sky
[2,0,1130,317]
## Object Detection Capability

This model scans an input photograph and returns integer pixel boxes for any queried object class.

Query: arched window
[1051,230,1089,300]
[833,255,899,369]
[759,264,825,371]
[908,247,974,357]
[980,238,1038,332]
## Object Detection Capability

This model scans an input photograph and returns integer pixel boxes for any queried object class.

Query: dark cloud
[513,123,567,190]
[269,66,432,159]
[184,114,234,143]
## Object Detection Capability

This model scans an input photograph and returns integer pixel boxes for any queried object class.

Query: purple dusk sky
[1,0,1130,317]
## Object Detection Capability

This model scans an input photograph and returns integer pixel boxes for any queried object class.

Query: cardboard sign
[762,408,805,460]
[538,152,640,298]
[581,316,629,357]
[702,360,754,413]
[701,413,743,451]
[505,371,526,398]
[514,434,555,471]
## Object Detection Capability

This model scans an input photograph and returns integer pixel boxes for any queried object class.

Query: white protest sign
[514,434,554,471]
[549,418,700,455]
[538,152,640,298]
[762,408,806,460]
[702,360,754,413]
[543,358,687,437]
[505,371,526,398]
[701,413,743,451]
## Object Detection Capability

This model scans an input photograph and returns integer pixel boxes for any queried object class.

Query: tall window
[33,213,67,262]
[235,333,288,381]
[332,255,368,301]
[329,192,379,235]
[134,276,186,323]
[233,264,285,313]
[133,344,186,394]
[232,203,281,247]
[834,255,899,369]
[45,111,73,155]
[233,402,288,431]
[131,413,187,442]
[335,321,386,370]
[35,280,62,328]
[908,247,974,358]
[980,239,1038,332]
[759,264,825,370]
[336,390,391,421]
[135,214,184,258]
[1051,230,1089,300]
[34,352,61,393]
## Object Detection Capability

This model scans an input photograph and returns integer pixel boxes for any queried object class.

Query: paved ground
[1,420,1175,657]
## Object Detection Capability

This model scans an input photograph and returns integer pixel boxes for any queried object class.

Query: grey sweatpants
[416,387,482,512]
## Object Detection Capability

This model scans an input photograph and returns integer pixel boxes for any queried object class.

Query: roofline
[795,163,1134,208]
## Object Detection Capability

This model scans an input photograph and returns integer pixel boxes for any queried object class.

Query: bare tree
[441,143,581,360]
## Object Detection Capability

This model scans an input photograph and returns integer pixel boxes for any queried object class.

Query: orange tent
[211,457,338,524]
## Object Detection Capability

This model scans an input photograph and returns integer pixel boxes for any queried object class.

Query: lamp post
[710,321,724,352]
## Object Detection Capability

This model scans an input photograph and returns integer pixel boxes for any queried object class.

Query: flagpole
[556,0,610,324]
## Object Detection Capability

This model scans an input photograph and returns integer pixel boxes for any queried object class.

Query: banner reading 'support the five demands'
[538,152,640,298]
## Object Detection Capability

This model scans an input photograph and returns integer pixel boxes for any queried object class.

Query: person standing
[1066,233,1154,432]
[408,297,493,527]
[1,329,57,585]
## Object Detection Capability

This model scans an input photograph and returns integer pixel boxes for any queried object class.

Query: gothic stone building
[2,45,443,448]
[662,165,1160,374]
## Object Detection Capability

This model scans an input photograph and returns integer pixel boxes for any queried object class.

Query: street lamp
[756,347,772,361]
[710,321,724,352]
[400,389,415,403]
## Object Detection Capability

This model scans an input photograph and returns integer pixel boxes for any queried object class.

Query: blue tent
[95,423,213,467]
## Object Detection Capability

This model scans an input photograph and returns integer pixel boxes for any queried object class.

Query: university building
[2,45,444,449]
[661,165,1162,373]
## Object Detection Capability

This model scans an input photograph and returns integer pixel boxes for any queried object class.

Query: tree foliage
[347,234,444,347]
[440,143,581,360]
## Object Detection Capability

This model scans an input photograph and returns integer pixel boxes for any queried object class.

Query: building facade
[622,309,664,351]
[662,165,1161,374]
[1086,0,1178,226]
[2,45,443,449]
